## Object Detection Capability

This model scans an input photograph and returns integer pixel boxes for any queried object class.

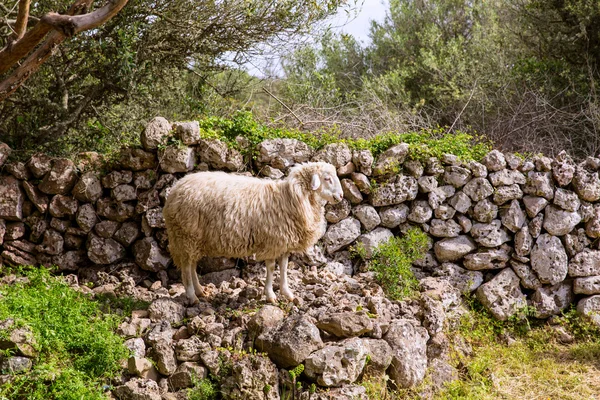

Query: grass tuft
[0,267,128,400]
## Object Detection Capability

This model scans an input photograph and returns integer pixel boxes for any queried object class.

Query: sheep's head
[297,162,343,204]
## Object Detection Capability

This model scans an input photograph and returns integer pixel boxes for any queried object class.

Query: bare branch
[13,0,30,40]
[262,87,303,125]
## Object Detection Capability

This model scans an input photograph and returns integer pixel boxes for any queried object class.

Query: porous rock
[476,268,526,321]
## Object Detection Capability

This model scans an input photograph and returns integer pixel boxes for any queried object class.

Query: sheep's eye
[324,176,332,183]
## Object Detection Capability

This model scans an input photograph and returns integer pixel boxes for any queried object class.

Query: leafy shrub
[0,268,128,400]
[355,227,429,300]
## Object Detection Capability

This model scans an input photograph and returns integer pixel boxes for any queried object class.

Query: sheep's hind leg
[264,259,277,303]
[190,263,207,298]
[181,262,199,305]
[279,253,294,301]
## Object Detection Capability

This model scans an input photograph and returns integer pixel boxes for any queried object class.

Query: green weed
[354,227,429,301]
[0,267,128,400]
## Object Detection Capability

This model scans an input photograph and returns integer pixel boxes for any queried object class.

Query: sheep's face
[311,164,343,204]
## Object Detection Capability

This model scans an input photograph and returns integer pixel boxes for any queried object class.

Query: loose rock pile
[2,117,600,397]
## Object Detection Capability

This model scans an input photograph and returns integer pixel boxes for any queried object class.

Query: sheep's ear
[310,174,321,190]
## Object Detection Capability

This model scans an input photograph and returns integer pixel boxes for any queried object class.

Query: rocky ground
[49,258,467,399]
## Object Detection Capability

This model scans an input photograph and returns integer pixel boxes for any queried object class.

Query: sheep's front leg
[279,253,294,301]
[264,259,277,303]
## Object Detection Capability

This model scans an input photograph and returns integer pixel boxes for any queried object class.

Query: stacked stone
[2,117,600,328]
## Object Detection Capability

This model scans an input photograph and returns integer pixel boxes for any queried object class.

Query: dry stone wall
[2,116,600,325]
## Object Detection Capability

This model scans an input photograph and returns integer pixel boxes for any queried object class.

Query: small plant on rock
[354,227,429,301]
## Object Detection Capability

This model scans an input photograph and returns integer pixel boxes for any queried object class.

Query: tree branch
[0,0,92,75]
[13,0,31,40]
[0,0,128,101]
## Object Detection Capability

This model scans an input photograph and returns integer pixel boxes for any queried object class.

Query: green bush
[355,227,429,300]
[0,268,128,400]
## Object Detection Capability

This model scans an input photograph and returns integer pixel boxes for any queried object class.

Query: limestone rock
[49,195,78,218]
[352,149,374,175]
[543,205,581,236]
[325,199,351,224]
[471,220,510,247]
[159,146,195,173]
[488,169,526,186]
[113,378,162,400]
[352,205,381,231]
[408,200,433,224]
[372,143,409,176]
[577,296,600,327]
[443,166,471,188]
[463,247,510,270]
[523,171,554,200]
[418,176,438,193]
[133,237,171,272]
[355,228,394,259]
[510,259,542,290]
[148,298,186,325]
[476,268,526,321]
[500,200,526,232]
[472,199,498,223]
[574,276,600,295]
[304,337,368,387]
[72,172,103,203]
[568,249,600,277]
[429,219,461,238]
[482,150,506,172]
[573,167,600,202]
[255,314,323,368]
[255,138,312,170]
[384,319,429,388]
[27,153,53,178]
[531,234,568,285]
[323,217,361,254]
[493,184,523,205]
[378,204,409,228]
[515,226,533,257]
[120,148,157,171]
[553,188,580,212]
[433,235,477,262]
[462,178,494,202]
[87,234,126,265]
[435,263,483,293]
[0,176,24,221]
[531,283,574,319]
[370,175,418,207]
[313,143,352,169]
[142,116,171,150]
[341,179,363,204]
[173,121,200,145]
[316,312,373,338]
[523,196,548,218]
[448,192,471,214]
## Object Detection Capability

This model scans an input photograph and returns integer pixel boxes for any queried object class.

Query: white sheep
[163,162,344,304]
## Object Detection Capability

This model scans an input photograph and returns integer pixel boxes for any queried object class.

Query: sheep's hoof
[186,294,200,305]
[281,290,295,302]
[265,291,277,304]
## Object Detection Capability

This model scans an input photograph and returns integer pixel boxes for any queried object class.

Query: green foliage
[0,268,128,400]
[355,227,429,300]
[187,377,218,400]
[196,111,490,162]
